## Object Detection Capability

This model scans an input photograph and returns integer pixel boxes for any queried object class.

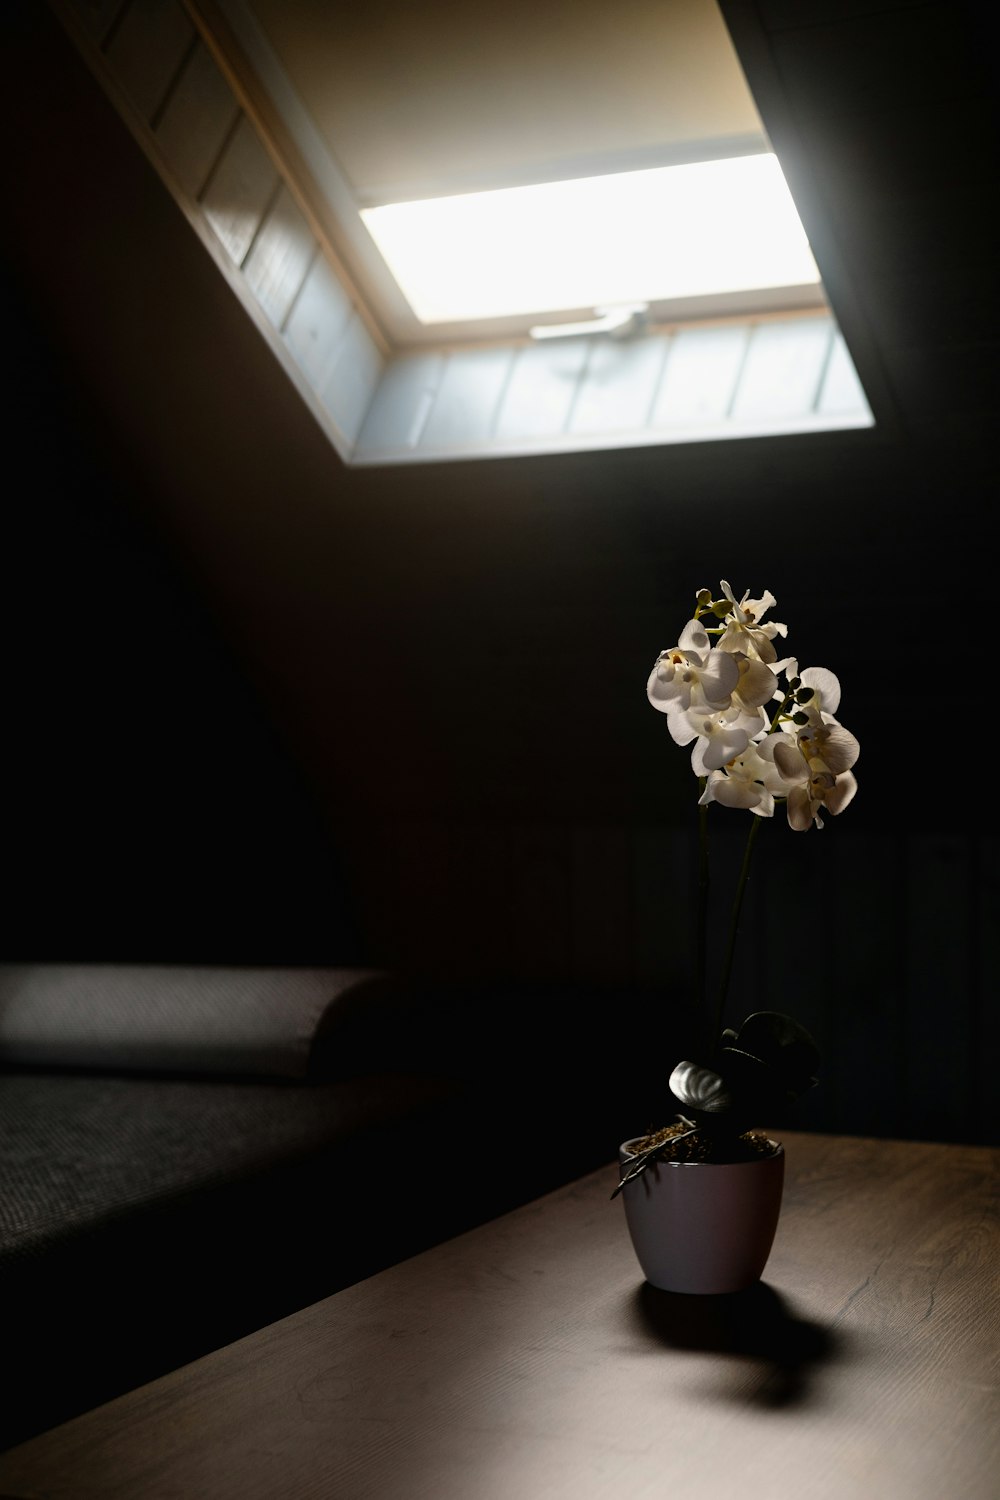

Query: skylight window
[360,153,820,326]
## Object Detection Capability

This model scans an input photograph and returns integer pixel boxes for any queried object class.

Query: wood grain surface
[0,1132,996,1499]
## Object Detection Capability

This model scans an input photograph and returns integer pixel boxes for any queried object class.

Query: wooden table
[0,1132,996,1499]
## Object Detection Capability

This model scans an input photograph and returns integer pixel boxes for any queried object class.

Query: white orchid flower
[782,718,859,778]
[647,620,739,716]
[775,659,842,721]
[786,768,858,831]
[683,709,755,774]
[698,742,786,817]
[764,718,861,830]
[717,581,788,664]
[646,585,859,832]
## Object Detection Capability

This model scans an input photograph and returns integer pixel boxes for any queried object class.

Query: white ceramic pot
[618,1137,785,1294]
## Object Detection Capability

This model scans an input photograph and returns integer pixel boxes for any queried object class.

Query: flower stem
[696,789,709,1049]
[711,814,764,1052]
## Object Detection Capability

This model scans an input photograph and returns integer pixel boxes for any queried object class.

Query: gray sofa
[0,964,475,1449]
[0,963,656,1450]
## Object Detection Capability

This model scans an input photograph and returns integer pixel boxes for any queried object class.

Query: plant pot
[618,1137,785,1294]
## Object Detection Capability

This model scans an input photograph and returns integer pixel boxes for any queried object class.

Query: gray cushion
[0,963,397,1079]
[0,1069,450,1265]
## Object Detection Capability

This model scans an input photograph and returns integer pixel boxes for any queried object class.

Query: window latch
[528,303,648,341]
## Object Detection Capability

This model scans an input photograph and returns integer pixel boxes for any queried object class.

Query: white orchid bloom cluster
[647,581,859,831]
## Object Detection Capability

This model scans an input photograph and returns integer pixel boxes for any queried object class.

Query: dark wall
[3,253,361,966]
[2,1,996,1147]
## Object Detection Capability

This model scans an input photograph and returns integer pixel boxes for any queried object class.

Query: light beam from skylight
[360,154,820,326]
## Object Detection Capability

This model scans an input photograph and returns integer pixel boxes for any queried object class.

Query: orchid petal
[667,710,698,747]
[818,724,860,774]
[786,785,814,831]
[712,777,772,813]
[679,618,710,653]
[646,661,680,712]
[826,770,858,816]
[698,648,739,701]
[746,589,778,620]
[696,724,750,773]
[799,666,841,717]
[734,655,778,710]
[772,738,807,782]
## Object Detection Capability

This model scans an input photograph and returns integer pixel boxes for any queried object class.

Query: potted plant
[614,581,860,1294]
